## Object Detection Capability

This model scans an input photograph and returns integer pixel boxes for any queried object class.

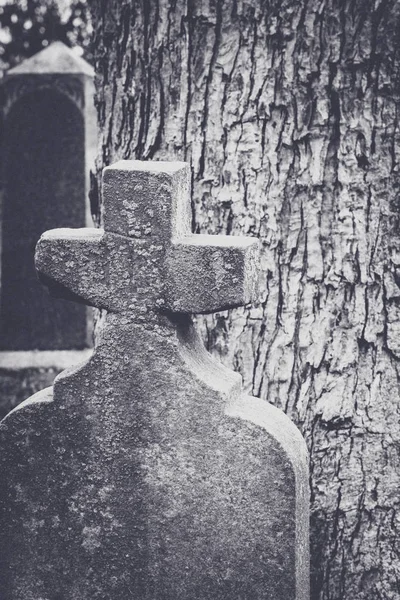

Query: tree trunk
[89,1,400,597]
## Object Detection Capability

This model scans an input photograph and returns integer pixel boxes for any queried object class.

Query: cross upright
[35,161,259,320]
[0,161,309,600]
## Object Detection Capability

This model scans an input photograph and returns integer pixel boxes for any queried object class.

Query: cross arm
[165,234,259,314]
[35,228,112,309]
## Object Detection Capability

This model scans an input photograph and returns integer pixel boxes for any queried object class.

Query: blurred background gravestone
[0,41,96,417]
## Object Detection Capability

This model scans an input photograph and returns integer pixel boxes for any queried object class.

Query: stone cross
[0,161,309,600]
[0,41,96,350]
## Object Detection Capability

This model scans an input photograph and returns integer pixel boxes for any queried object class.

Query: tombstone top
[7,41,94,77]
[36,161,260,316]
[107,160,186,174]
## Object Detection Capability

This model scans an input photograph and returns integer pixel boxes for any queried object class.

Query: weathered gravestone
[0,161,309,600]
[0,41,96,350]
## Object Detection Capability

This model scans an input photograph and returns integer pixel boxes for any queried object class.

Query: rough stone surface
[0,350,92,419]
[166,235,259,313]
[0,161,309,599]
[0,42,95,350]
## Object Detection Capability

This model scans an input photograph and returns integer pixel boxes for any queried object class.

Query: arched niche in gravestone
[0,87,87,350]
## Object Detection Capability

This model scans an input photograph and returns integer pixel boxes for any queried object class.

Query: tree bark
[89,1,400,597]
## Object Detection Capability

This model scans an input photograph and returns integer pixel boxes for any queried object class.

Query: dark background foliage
[0,0,91,73]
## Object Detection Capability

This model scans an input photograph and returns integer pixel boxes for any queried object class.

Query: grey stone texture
[0,161,309,599]
[7,41,94,76]
[0,42,96,350]
[0,350,92,419]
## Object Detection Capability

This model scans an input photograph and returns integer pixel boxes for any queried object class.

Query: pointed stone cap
[7,41,94,77]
